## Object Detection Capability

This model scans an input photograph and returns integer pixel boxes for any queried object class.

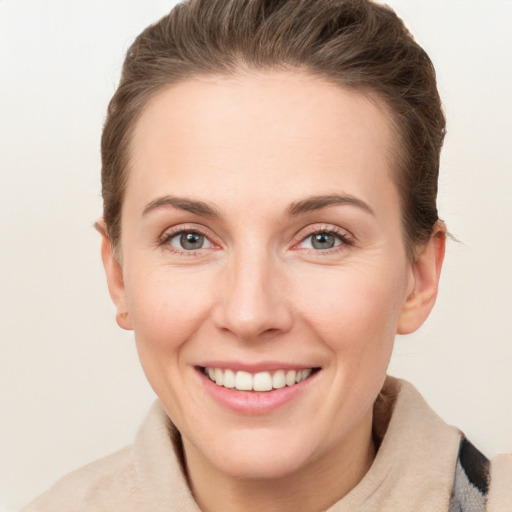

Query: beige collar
[326,377,461,511]
[134,377,461,512]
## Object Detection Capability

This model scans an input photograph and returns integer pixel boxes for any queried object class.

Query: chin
[190,426,320,481]
[215,450,311,481]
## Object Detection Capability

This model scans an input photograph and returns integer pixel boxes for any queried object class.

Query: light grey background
[1,0,511,510]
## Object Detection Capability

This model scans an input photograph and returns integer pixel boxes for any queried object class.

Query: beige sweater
[22,378,511,511]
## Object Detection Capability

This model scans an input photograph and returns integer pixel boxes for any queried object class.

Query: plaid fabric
[449,437,490,512]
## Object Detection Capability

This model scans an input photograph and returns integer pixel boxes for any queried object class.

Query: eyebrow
[142,196,221,218]
[286,194,375,217]
[142,193,374,219]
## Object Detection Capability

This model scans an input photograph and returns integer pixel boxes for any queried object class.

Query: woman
[22,0,511,510]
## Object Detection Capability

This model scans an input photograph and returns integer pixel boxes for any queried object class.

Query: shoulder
[20,400,194,512]
[449,437,512,512]
[449,438,489,512]
[487,453,512,512]
[379,378,512,512]
[21,445,147,512]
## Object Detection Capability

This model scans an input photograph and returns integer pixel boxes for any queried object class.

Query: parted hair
[101,0,446,255]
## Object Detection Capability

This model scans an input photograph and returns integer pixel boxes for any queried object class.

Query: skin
[101,71,445,512]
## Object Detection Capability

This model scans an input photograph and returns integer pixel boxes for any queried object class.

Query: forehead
[127,71,399,218]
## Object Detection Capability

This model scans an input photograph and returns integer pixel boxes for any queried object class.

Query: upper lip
[197,361,320,373]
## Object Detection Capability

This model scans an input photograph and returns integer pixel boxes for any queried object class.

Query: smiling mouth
[200,367,320,392]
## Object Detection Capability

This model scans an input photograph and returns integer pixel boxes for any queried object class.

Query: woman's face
[105,72,437,480]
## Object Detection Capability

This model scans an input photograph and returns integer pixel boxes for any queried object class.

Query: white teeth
[204,367,315,391]
[235,371,253,391]
[223,369,235,389]
[253,372,273,392]
[272,370,286,389]
[285,370,296,386]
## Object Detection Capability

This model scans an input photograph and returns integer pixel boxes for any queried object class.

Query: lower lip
[196,368,319,415]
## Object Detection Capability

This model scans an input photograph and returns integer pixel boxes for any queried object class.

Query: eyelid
[158,223,221,252]
[291,224,354,251]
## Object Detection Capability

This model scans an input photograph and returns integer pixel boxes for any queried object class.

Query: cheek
[125,266,213,354]
[295,264,407,355]
[123,266,216,413]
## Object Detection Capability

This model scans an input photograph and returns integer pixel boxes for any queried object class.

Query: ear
[397,222,446,334]
[96,219,133,331]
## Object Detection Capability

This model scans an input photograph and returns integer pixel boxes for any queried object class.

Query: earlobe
[97,220,133,331]
[397,222,446,335]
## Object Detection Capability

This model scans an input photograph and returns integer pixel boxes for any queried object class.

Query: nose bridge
[213,243,292,340]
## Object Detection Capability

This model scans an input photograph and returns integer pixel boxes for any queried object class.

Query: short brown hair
[101,0,445,254]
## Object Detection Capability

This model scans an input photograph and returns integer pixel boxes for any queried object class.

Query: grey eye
[311,233,337,250]
[170,231,211,251]
[297,231,344,251]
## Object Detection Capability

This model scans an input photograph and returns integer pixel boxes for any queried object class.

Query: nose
[212,250,293,341]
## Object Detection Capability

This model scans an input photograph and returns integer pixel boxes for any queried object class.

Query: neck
[182,410,376,512]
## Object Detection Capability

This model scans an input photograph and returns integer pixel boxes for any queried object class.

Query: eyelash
[293,226,354,254]
[158,225,218,257]
[158,225,354,256]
